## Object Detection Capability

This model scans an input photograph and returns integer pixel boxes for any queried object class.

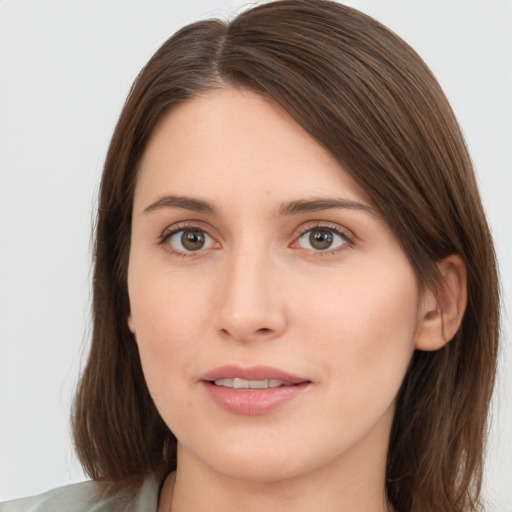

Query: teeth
[213,378,292,389]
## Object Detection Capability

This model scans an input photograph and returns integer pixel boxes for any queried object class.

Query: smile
[201,365,311,415]
[213,378,293,390]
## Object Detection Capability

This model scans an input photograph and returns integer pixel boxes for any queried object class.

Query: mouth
[212,378,295,390]
[201,365,311,415]
[201,364,309,387]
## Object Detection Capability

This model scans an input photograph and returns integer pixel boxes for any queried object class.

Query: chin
[213,456,309,483]
[180,431,354,485]
[178,436,313,483]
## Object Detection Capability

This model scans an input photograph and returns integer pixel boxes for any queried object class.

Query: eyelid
[290,221,355,253]
[158,221,221,255]
[157,220,354,256]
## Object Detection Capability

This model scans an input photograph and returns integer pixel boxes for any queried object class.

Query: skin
[127,88,466,512]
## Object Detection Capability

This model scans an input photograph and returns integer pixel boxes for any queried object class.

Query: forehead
[134,88,369,211]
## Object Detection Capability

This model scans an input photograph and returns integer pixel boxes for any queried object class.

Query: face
[127,88,427,484]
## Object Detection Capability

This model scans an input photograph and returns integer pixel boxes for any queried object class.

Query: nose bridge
[215,235,285,341]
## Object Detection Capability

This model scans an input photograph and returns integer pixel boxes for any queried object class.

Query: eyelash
[293,222,354,255]
[158,222,354,257]
[158,222,217,257]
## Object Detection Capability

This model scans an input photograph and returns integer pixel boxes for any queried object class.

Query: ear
[415,255,467,351]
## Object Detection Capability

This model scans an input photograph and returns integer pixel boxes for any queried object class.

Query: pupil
[309,230,333,250]
[181,230,205,251]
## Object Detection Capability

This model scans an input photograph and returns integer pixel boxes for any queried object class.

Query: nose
[214,243,287,343]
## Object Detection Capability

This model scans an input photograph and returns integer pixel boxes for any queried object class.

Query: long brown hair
[72,1,500,510]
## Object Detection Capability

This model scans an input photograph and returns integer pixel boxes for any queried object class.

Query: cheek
[295,258,420,396]
[286,265,419,460]
[127,263,214,397]
[129,252,212,336]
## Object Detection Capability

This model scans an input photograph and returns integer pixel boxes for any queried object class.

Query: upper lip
[201,365,309,384]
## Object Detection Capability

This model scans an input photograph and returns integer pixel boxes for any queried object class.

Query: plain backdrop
[0,0,511,509]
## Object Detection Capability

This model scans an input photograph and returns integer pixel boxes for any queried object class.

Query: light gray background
[1,0,510,509]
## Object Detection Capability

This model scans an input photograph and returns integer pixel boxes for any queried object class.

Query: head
[72,1,499,511]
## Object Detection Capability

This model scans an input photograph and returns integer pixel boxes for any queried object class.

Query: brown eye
[168,228,215,253]
[181,230,205,251]
[309,229,333,250]
[297,227,347,251]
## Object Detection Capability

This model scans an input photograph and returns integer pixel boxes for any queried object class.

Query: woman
[1,0,499,511]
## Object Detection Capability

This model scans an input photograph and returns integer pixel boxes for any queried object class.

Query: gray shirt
[0,475,159,512]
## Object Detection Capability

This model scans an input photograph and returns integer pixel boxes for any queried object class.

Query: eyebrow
[142,194,375,218]
[143,195,217,215]
[278,198,375,217]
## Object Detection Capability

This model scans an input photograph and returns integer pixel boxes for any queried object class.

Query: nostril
[257,328,272,334]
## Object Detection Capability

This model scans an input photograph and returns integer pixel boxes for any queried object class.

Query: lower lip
[203,382,310,416]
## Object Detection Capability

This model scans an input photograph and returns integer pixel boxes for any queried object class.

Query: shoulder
[0,475,159,512]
